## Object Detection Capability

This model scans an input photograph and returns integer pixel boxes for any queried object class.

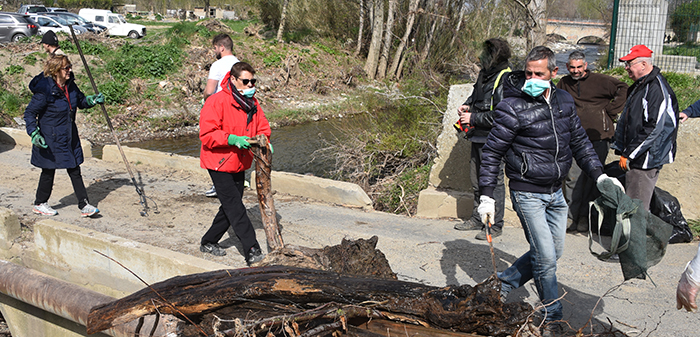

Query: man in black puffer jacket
[477,46,624,333]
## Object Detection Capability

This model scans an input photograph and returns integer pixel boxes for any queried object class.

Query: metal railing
[609,0,700,73]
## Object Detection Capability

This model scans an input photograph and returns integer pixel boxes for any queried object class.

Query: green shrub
[105,43,182,79]
[374,164,431,215]
[5,65,24,75]
[689,219,700,239]
[97,81,130,105]
[0,91,24,117]
[60,40,110,55]
[23,54,38,66]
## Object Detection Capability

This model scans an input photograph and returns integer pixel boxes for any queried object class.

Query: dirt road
[1,128,700,336]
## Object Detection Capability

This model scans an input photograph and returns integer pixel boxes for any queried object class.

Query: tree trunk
[450,3,466,48]
[526,0,547,50]
[276,0,290,42]
[87,266,531,336]
[354,0,365,57]
[388,0,419,79]
[376,0,396,80]
[419,16,440,64]
[249,135,284,250]
[364,0,384,79]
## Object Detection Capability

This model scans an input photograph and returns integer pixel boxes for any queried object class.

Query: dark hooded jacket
[612,66,678,170]
[479,70,604,198]
[462,62,511,142]
[24,72,91,169]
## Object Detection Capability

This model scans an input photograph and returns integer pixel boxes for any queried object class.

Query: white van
[78,8,145,38]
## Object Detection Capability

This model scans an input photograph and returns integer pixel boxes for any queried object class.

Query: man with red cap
[613,44,679,210]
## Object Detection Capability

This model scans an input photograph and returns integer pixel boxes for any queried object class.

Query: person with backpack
[453,38,511,241]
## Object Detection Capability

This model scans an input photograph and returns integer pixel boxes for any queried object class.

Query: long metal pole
[68,26,154,216]
[607,0,621,69]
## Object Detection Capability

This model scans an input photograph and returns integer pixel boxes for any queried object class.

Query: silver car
[35,15,88,36]
[0,12,39,42]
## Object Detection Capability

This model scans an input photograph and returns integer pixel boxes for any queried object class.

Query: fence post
[607,0,621,69]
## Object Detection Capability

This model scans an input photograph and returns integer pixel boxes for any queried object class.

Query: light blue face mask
[522,78,550,97]
[241,87,256,98]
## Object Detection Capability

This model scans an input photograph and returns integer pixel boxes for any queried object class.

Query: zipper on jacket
[547,99,561,179]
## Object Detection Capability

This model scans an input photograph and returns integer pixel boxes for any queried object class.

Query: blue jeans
[499,189,568,322]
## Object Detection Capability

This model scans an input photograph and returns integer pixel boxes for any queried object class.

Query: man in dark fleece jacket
[557,50,628,232]
[477,46,624,334]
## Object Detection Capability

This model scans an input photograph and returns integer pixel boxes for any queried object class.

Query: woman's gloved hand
[227,134,251,149]
[86,93,105,107]
[30,128,48,149]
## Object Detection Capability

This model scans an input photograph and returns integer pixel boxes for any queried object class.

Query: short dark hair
[525,46,557,71]
[568,50,586,63]
[230,61,255,78]
[212,33,233,51]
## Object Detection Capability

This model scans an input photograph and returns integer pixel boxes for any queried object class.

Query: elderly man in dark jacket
[556,50,628,232]
[454,38,511,240]
[477,46,623,334]
[614,44,678,211]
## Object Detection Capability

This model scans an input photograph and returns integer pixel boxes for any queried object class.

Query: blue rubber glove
[86,93,105,106]
[227,134,251,149]
[30,128,48,149]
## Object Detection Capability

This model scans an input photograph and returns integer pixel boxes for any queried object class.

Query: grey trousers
[626,168,660,211]
[470,142,505,230]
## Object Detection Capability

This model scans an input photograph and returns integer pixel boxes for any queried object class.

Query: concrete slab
[0,208,20,250]
[101,144,207,179]
[415,186,472,219]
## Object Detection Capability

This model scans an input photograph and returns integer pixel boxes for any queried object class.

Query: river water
[109,44,606,177]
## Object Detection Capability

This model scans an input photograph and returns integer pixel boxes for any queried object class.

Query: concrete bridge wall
[546,19,608,43]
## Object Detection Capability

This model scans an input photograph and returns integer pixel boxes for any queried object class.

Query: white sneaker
[80,204,99,218]
[33,203,57,216]
[204,185,217,197]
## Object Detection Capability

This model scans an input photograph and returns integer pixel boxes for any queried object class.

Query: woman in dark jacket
[24,55,104,217]
[454,38,511,240]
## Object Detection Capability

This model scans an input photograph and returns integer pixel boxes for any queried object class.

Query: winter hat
[40,31,59,46]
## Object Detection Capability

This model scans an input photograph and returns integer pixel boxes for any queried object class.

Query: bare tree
[364,0,385,79]
[512,0,547,50]
[388,0,420,79]
[376,0,396,79]
[450,2,466,47]
[419,1,442,64]
[277,0,290,42]
[354,0,365,57]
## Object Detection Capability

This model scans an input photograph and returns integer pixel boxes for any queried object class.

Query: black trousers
[34,166,89,209]
[201,170,259,253]
[470,142,506,230]
[564,139,609,222]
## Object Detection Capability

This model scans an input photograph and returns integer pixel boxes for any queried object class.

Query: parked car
[0,11,39,42]
[17,5,47,16]
[34,15,88,36]
[78,8,145,38]
[46,7,68,12]
[44,12,106,34]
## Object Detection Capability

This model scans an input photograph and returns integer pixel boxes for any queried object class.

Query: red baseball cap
[619,44,653,61]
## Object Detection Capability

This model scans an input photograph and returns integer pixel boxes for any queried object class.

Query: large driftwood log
[248,134,284,250]
[87,266,531,336]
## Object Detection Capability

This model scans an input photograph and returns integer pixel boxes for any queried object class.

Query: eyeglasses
[62,65,72,71]
[238,78,257,85]
[624,60,642,68]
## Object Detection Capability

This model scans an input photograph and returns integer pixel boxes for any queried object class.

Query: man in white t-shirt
[203,33,240,197]
[204,34,240,101]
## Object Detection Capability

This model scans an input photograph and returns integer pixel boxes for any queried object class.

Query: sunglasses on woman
[238,78,257,85]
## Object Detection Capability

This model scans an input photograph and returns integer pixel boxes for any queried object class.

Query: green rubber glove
[227,134,251,149]
[30,128,48,149]
[269,143,274,154]
[86,93,105,106]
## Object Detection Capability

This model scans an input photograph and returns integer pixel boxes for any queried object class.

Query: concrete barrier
[101,144,207,179]
[0,127,93,158]
[251,170,373,209]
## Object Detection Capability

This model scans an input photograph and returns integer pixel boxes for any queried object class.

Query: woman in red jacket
[199,61,271,265]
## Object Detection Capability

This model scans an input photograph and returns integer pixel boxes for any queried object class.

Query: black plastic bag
[650,187,693,244]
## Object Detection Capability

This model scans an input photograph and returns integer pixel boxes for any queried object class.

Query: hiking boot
[475,226,502,240]
[204,185,217,197]
[246,246,264,266]
[80,204,100,218]
[200,242,226,256]
[541,322,564,337]
[33,203,57,216]
[454,218,482,231]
